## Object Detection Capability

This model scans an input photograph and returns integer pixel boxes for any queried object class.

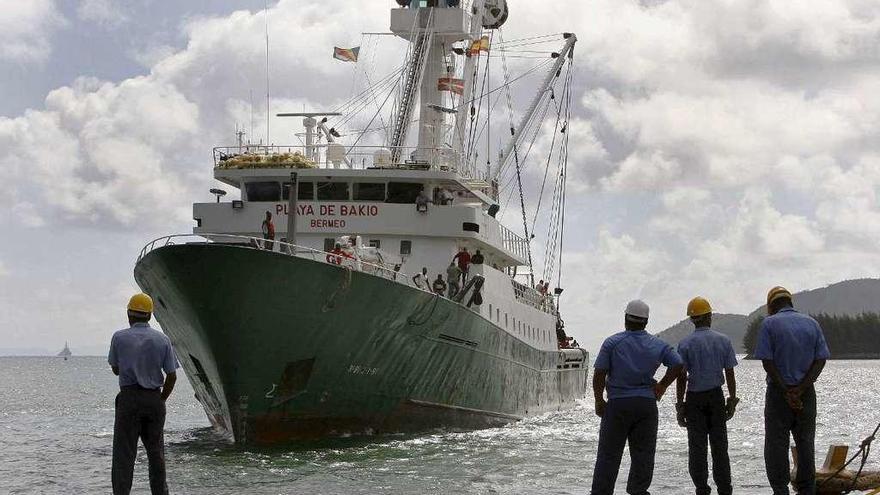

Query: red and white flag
[437,77,464,95]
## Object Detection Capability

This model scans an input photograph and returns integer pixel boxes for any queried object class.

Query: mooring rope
[817,421,880,494]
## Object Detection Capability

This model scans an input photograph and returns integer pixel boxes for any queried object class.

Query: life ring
[326,253,342,265]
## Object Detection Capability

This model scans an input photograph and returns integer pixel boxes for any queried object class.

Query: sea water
[1,357,878,494]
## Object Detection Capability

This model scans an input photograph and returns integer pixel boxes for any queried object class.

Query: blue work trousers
[686,387,732,495]
[112,388,169,495]
[764,383,817,495]
[591,397,658,495]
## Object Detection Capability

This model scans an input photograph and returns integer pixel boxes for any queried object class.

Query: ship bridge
[198,144,528,269]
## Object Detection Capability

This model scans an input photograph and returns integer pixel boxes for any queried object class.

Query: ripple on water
[2,357,880,494]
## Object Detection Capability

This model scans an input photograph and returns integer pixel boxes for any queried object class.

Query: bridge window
[324,238,335,252]
[245,181,281,201]
[386,182,422,203]
[283,181,315,200]
[317,182,349,201]
[369,239,380,248]
[353,183,386,201]
[400,240,412,255]
[462,222,480,233]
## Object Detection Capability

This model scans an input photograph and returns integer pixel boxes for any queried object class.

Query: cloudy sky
[1,0,879,355]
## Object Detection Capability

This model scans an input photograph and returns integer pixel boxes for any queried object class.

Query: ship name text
[274,203,380,230]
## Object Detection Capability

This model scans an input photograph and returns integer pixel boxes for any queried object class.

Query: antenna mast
[265,0,271,145]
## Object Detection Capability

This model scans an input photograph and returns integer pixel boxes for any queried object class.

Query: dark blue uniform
[754,308,830,495]
[591,330,683,495]
[678,327,738,495]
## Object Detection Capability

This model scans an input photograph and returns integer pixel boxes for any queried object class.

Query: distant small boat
[57,342,72,360]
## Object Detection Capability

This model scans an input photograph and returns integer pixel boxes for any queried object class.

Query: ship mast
[389,1,491,170]
[453,0,487,178]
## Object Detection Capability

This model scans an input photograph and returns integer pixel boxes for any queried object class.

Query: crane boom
[493,33,576,180]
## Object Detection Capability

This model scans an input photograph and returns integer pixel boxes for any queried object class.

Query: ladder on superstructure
[390,11,434,163]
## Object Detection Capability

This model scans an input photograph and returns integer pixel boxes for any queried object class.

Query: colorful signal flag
[333,46,360,62]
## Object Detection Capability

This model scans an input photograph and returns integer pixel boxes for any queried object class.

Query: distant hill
[656,314,749,351]
[656,279,880,353]
[743,278,880,322]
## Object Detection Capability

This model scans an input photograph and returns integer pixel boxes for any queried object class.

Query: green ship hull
[134,243,588,444]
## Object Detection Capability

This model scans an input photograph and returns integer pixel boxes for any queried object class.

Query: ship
[134,0,588,444]
[57,342,72,360]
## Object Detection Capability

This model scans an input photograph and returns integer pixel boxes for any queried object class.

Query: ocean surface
[1,357,878,494]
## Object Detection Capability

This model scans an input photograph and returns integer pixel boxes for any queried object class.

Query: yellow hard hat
[686,296,712,317]
[127,293,154,314]
[766,286,792,306]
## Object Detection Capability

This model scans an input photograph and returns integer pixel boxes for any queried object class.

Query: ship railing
[499,223,529,259]
[212,144,482,177]
[511,278,556,314]
[137,233,412,285]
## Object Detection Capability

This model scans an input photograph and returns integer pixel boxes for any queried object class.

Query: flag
[437,77,464,95]
[466,35,490,57]
[333,46,360,62]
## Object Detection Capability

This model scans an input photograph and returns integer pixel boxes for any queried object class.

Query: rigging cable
[531,85,564,236]
[345,68,404,153]
[541,54,573,285]
[499,28,535,287]
[555,53,574,295]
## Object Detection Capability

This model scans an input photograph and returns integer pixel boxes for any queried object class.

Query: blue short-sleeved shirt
[677,327,738,393]
[754,308,830,386]
[108,323,180,389]
[594,330,683,400]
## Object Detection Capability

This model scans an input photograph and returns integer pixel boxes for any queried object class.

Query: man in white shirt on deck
[412,267,428,289]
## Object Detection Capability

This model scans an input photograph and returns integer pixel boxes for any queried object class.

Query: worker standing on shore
[109,293,180,495]
[590,300,684,495]
[675,297,739,495]
[755,286,830,495]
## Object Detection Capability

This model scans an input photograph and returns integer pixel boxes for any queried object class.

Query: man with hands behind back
[590,299,684,495]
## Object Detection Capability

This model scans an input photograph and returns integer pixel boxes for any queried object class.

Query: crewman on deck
[261,211,275,251]
[471,249,485,265]
[591,300,684,495]
[453,247,471,285]
[412,267,429,289]
[446,262,462,298]
[675,297,738,495]
[109,293,180,495]
[432,274,447,296]
[755,286,830,495]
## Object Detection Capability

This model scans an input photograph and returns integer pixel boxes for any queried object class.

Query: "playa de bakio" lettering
[274,203,380,229]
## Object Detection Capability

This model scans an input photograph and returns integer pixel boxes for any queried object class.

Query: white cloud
[0,0,65,63]
[77,0,128,27]
[0,76,198,228]
[129,43,176,69]
[0,0,391,230]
